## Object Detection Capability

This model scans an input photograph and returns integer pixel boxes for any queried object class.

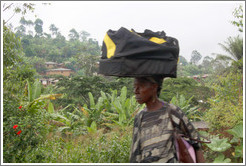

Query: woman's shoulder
[163,101,185,119]
[134,107,146,119]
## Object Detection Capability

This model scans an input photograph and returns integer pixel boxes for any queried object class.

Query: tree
[49,24,59,38]
[68,28,79,41]
[179,55,188,66]
[183,64,203,76]
[3,25,23,69]
[15,24,26,37]
[201,56,214,73]
[34,18,43,37]
[43,32,51,39]
[231,4,243,32]
[80,30,90,42]
[216,35,243,61]
[76,53,100,76]
[3,3,35,24]
[190,50,202,65]
[20,16,28,25]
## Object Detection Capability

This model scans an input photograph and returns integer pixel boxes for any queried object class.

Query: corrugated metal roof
[48,68,73,71]
[45,62,58,65]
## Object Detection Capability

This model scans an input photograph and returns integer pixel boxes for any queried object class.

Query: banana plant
[82,92,105,127]
[49,104,87,136]
[170,94,201,121]
[24,79,63,114]
[82,86,145,129]
[87,121,97,134]
[106,86,144,127]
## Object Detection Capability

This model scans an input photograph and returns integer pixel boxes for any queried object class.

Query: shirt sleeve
[169,104,202,150]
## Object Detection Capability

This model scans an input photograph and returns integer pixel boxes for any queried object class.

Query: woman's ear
[152,83,158,95]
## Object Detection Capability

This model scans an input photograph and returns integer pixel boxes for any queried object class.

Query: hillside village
[39,61,210,86]
[39,62,74,86]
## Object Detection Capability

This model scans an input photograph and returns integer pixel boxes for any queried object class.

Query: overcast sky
[2,1,244,61]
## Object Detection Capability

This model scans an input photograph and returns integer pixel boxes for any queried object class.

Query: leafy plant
[204,72,243,129]
[205,136,231,163]
[206,137,231,152]
[81,86,144,129]
[87,121,97,134]
[160,77,213,109]
[170,94,201,121]
[49,104,87,137]
[226,122,243,162]
[204,122,243,163]
[213,154,231,163]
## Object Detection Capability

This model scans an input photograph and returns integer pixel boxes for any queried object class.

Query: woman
[129,76,205,163]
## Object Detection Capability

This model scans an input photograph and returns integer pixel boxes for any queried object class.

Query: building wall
[46,70,73,76]
[46,64,57,69]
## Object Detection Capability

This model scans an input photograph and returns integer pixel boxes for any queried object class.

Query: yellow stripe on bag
[104,33,116,59]
[149,37,166,44]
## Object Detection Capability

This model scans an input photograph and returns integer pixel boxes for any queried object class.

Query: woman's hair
[137,76,164,97]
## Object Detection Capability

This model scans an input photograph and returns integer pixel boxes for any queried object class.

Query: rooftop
[48,68,73,71]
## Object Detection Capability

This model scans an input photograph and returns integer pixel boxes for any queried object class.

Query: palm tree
[214,35,243,61]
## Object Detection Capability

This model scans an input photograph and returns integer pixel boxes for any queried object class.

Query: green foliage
[170,94,201,121]
[207,137,231,152]
[204,123,243,163]
[13,17,101,74]
[226,122,243,162]
[190,50,202,65]
[178,64,204,77]
[213,154,231,163]
[83,131,131,163]
[231,4,243,32]
[3,3,35,24]
[106,87,145,127]
[49,104,87,137]
[227,122,243,140]
[87,121,97,133]
[34,18,43,37]
[22,127,132,163]
[178,55,188,66]
[26,79,41,102]
[3,4,243,162]
[82,86,144,129]
[216,35,243,61]
[53,75,134,108]
[3,24,22,68]
[160,77,213,109]
[4,88,48,162]
[204,72,243,129]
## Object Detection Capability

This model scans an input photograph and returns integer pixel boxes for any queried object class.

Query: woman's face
[133,78,157,104]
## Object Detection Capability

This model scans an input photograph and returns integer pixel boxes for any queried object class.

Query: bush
[204,72,243,129]
[53,75,134,109]
[24,127,132,163]
[3,97,49,163]
[160,77,213,108]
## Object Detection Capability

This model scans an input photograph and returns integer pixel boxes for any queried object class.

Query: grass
[26,126,133,163]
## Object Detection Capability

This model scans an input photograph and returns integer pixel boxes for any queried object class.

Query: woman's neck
[146,98,163,112]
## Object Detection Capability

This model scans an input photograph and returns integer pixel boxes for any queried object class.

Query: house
[202,74,209,78]
[45,62,58,69]
[45,62,65,69]
[45,68,74,76]
[40,78,59,86]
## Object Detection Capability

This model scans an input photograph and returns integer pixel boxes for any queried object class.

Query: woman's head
[133,76,163,104]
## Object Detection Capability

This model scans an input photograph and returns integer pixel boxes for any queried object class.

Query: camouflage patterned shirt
[129,101,201,163]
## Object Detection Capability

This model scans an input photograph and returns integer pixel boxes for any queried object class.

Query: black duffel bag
[98,27,179,78]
